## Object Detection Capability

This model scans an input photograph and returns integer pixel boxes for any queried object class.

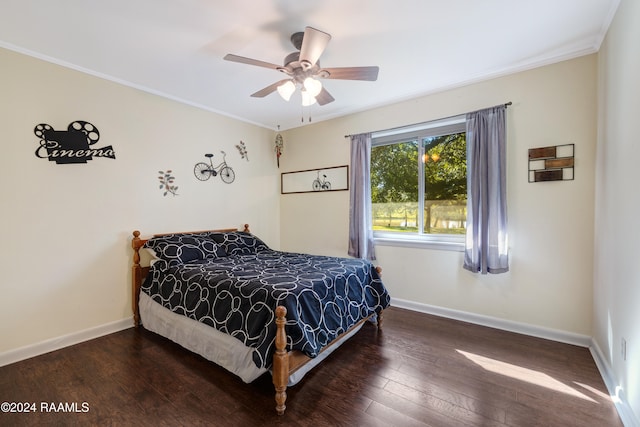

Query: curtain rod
[344,101,512,138]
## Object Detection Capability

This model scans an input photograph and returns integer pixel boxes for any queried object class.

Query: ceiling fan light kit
[224,26,379,108]
[303,77,322,97]
[275,76,322,104]
[276,80,296,101]
[301,89,316,106]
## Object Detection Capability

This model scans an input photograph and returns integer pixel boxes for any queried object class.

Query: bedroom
[0,0,637,425]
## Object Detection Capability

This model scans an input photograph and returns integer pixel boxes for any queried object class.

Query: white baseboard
[390,297,592,347]
[590,340,639,427]
[0,318,134,367]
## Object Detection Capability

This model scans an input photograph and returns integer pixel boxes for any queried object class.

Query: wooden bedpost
[377,310,384,330]
[273,305,289,415]
[243,223,250,233]
[131,230,143,328]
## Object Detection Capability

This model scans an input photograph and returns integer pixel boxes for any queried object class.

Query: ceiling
[0,0,619,131]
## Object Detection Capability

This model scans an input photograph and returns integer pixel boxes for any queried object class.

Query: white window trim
[371,115,466,252]
[374,232,464,252]
[372,116,465,139]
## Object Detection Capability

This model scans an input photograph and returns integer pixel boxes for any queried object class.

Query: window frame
[371,116,466,251]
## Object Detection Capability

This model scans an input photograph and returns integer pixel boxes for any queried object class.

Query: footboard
[271,285,383,415]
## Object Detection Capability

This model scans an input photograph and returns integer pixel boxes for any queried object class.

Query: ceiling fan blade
[299,27,331,68]
[315,87,335,106]
[250,79,291,98]
[224,54,282,71]
[320,66,379,81]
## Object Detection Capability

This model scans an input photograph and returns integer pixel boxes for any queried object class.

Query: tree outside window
[371,121,467,238]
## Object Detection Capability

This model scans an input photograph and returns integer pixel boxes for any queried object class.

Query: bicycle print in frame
[281,165,349,194]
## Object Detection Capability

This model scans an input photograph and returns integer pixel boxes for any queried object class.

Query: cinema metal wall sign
[33,121,116,164]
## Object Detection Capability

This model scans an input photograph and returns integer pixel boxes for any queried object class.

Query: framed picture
[281,165,349,194]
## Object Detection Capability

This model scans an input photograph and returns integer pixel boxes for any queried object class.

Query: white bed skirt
[139,292,363,386]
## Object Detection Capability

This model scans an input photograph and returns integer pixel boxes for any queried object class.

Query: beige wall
[595,0,640,423]
[0,47,280,354]
[280,54,597,336]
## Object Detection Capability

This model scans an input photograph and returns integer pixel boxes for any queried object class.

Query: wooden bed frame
[131,224,383,415]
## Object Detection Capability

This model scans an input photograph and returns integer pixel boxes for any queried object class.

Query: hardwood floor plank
[0,307,622,426]
[365,401,432,427]
[384,377,507,424]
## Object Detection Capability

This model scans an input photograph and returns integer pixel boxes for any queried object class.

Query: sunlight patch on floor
[574,381,611,400]
[456,350,597,403]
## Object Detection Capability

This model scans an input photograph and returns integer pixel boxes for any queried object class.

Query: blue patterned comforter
[141,250,390,369]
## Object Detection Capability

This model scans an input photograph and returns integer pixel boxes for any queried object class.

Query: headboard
[130,224,250,327]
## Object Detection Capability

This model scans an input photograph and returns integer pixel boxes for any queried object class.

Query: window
[370,117,466,250]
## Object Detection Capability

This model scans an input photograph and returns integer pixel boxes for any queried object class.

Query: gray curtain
[348,133,376,260]
[464,106,509,274]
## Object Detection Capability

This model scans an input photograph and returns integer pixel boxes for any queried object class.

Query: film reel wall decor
[33,121,116,164]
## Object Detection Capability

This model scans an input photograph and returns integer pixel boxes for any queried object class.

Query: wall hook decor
[193,151,235,183]
[33,121,116,164]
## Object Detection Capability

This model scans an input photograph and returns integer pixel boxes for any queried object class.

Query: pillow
[144,247,161,266]
[143,233,227,266]
[206,231,270,256]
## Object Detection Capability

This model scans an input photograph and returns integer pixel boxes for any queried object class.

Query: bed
[130,225,390,415]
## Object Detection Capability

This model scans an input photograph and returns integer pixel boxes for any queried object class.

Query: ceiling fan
[223,26,379,106]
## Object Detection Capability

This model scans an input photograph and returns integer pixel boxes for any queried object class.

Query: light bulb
[303,77,322,97]
[277,80,295,101]
[301,90,317,106]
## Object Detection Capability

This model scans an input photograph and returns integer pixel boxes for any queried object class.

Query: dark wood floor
[0,307,622,426]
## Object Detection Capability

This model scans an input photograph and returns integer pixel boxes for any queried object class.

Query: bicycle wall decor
[194,151,235,183]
